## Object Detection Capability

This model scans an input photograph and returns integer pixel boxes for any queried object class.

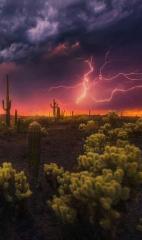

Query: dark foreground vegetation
[0,112,142,240]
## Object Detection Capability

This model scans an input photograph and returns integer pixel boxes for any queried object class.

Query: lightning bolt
[76,57,94,104]
[92,85,142,104]
[39,50,142,107]
[91,49,142,104]
[48,82,82,92]
[99,50,110,81]
[104,72,142,81]
[99,49,142,82]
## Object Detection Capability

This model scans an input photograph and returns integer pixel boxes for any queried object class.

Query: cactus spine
[28,121,41,184]
[2,75,11,127]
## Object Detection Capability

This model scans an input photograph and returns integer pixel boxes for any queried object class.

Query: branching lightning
[76,57,94,104]
[48,82,82,92]
[99,49,142,82]
[99,50,110,81]
[92,85,142,104]
[43,49,142,106]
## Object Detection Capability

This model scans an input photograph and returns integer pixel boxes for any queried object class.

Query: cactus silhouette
[57,105,61,119]
[14,109,18,126]
[2,75,11,127]
[71,111,74,117]
[50,99,58,117]
[28,121,41,184]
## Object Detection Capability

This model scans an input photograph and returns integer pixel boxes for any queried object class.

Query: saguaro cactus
[14,109,18,126]
[71,111,74,118]
[28,121,41,184]
[2,75,11,127]
[50,99,58,117]
[57,105,61,119]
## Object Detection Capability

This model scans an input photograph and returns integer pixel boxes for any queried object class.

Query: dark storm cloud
[0,0,142,62]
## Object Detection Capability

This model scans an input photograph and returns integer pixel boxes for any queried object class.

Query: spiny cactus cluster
[84,133,106,154]
[102,112,121,128]
[44,118,142,237]
[0,162,32,204]
[44,163,64,190]
[79,120,99,133]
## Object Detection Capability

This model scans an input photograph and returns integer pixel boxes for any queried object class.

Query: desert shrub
[107,128,129,144]
[122,119,142,137]
[41,127,48,137]
[44,163,64,190]
[135,118,142,133]
[0,125,17,136]
[103,112,120,128]
[123,123,136,134]
[79,123,87,131]
[136,218,142,232]
[99,123,112,135]
[0,162,32,210]
[84,133,106,154]
[79,144,142,184]
[44,124,142,238]
[79,120,98,134]
[46,143,142,235]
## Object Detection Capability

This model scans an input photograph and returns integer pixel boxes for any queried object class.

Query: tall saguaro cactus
[71,111,74,118]
[28,121,41,184]
[14,109,18,126]
[50,99,58,117]
[2,75,11,127]
[57,105,61,119]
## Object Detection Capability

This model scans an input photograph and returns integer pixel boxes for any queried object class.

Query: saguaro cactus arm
[2,75,12,127]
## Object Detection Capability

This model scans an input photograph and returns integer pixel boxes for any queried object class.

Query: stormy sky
[0,0,142,115]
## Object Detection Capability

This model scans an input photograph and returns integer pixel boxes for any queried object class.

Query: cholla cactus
[2,75,11,127]
[84,133,106,153]
[49,196,76,223]
[28,121,41,184]
[0,162,32,205]
[44,163,64,190]
[79,123,86,131]
[103,112,120,128]
[45,119,142,237]
[79,120,98,134]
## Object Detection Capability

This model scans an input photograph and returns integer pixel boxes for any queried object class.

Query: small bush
[79,120,98,134]
[0,162,32,208]
[103,112,120,128]
[44,120,142,238]
[84,133,106,154]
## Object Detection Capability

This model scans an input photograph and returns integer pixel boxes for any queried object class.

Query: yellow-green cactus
[0,162,32,205]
